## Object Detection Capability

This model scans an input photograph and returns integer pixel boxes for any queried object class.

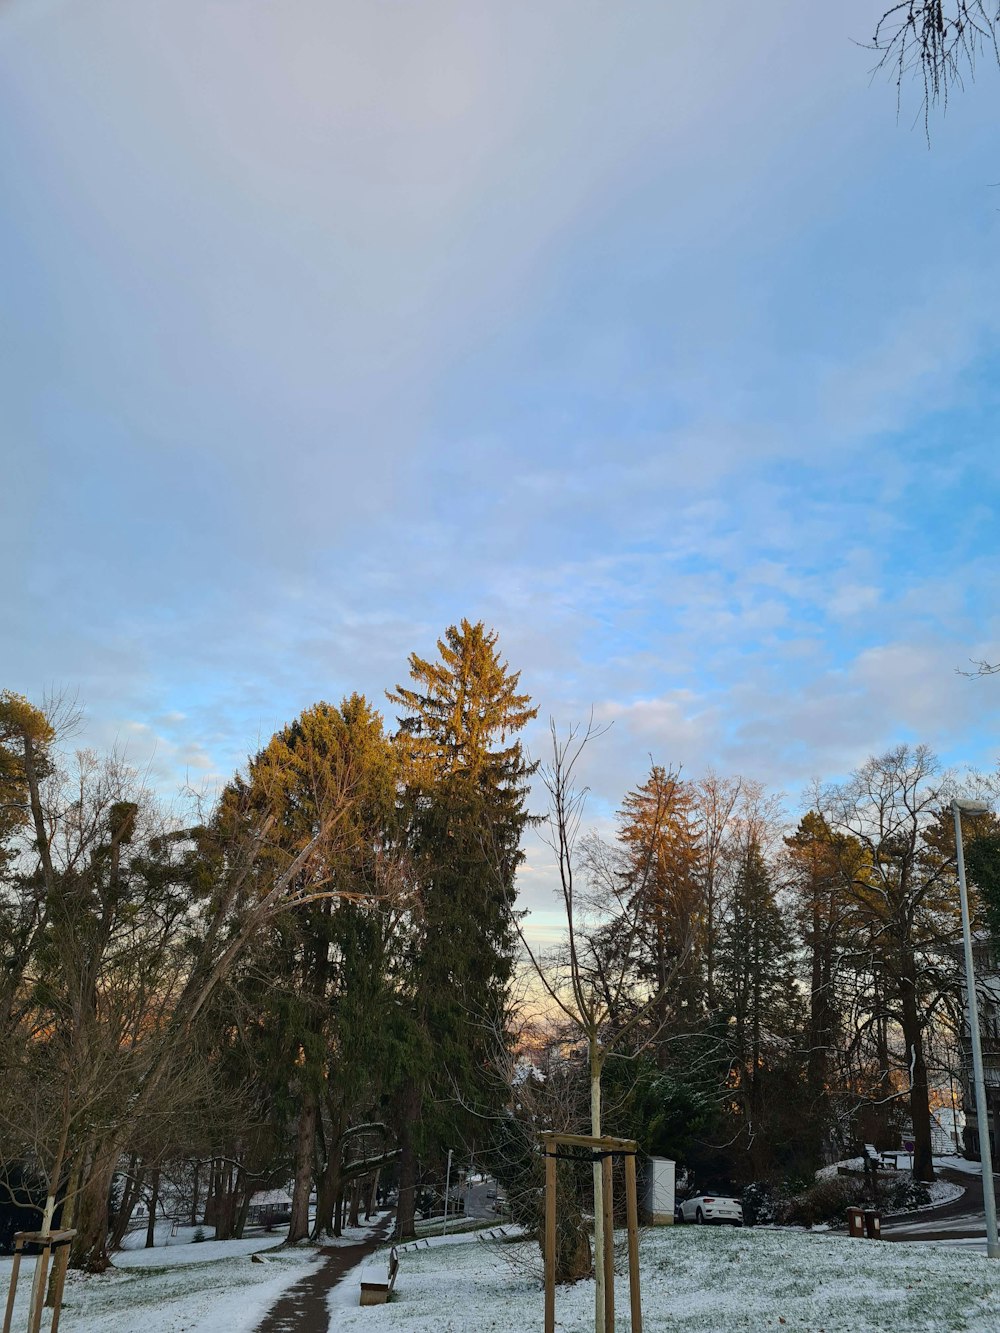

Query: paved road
[464,1177,506,1222]
[882,1167,999,1250]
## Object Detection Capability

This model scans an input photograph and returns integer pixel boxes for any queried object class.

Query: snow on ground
[925,1177,965,1207]
[116,1232,285,1268]
[0,1235,320,1333]
[815,1155,966,1211]
[331,1225,1000,1332]
[936,1154,990,1177]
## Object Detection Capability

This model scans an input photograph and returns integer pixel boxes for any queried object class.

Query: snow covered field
[0,1234,321,1333]
[334,1225,1000,1332]
[5,1198,998,1332]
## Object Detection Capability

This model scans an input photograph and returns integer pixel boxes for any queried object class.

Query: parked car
[675,1195,743,1226]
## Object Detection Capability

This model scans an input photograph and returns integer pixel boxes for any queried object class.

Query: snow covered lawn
[333,1225,1000,1331]
[0,1235,320,1333]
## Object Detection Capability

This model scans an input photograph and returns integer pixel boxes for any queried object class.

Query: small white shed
[640,1157,676,1225]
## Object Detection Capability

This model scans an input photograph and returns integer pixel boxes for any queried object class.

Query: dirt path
[253,1215,394,1333]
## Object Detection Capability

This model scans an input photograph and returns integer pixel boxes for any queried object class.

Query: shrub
[741,1181,786,1227]
[786,1176,867,1228]
[884,1178,931,1213]
[193,1227,206,1243]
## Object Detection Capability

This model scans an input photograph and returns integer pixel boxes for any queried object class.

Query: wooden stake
[49,1243,72,1333]
[624,1154,642,1333]
[544,1144,556,1333]
[28,1245,51,1333]
[602,1153,614,1333]
[2,1238,23,1333]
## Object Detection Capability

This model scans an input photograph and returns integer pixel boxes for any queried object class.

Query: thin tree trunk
[590,1038,605,1333]
[366,1169,380,1221]
[191,1159,200,1226]
[348,1180,361,1229]
[110,1159,145,1251]
[395,1081,420,1241]
[145,1166,160,1249]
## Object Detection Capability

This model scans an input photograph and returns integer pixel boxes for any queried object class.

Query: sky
[3,1,1000,934]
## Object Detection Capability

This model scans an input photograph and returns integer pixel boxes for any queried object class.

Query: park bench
[862,1143,897,1171]
[359,1247,399,1306]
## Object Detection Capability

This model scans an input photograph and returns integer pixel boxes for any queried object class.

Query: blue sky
[3,1,1000,926]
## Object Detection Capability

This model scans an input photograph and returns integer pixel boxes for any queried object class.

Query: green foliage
[0,691,55,870]
[785,1176,867,1227]
[602,1056,716,1164]
[965,832,1000,942]
[388,621,537,1138]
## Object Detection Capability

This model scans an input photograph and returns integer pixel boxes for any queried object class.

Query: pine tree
[226,696,402,1241]
[387,620,537,1238]
[716,837,803,1176]
[617,767,702,1037]
[784,811,864,1160]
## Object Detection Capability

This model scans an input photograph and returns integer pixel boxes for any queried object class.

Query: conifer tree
[716,837,802,1176]
[387,620,537,1238]
[617,767,702,1038]
[784,811,864,1160]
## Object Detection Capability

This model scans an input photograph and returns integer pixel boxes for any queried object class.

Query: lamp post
[952,797,1000,1259]
[442,1148,453,1236]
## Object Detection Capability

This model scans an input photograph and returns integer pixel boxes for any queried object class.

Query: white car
[676,1195,743,1226]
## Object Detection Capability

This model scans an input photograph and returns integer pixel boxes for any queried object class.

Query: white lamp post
[952,797,1000,1259]
[442,1148,453,1236]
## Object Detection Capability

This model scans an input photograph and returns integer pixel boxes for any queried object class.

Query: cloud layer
[3,0,1000,926]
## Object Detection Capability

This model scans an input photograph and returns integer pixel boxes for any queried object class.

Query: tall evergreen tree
[387,620,537,1238]
[784,811,861,1160]
[716,837,803,1176]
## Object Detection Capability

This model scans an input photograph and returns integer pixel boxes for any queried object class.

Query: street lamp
[952,797,1000,1259]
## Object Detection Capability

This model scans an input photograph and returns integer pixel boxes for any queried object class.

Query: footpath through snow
[0,1214,392,1333]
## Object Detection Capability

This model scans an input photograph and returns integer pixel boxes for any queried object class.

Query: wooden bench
[359,1247,399,1306]
[863,1143,896,1171]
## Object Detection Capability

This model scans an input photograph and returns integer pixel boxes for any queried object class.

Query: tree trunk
[234,1171,253,1240]
[348,1180,361,1229]
[287,1088,318,1243]
[110,1159,145,1251]
[45,1158,79,1308]
[216,1160,236,1241]
[70,1152,117,1271]
[900,973,935,1182]
[366,1169,380,1221]
[590,1039,605,1333]
[144,1166,160,1248]
[313,1107,346,1238]
[395,1081,420,1241]
[191,1159,200,1226]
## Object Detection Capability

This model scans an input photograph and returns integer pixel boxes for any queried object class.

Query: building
[957,938,1000,1161]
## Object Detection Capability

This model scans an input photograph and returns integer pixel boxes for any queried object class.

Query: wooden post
[48,1242,72,1333]
[601,1153,615,1333]
[28,1245,51,1333]
[2,1237,23,1333]
[624,1153,642,1333]
[544,1140,556,1333]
